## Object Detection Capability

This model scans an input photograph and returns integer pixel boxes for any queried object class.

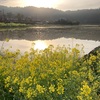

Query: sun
[23,0,60,8]
[34,40,47,50]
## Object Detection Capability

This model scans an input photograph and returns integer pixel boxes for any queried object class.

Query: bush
[0,44,99,100]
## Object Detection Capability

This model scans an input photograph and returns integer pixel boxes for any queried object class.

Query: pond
[0,25,100,54]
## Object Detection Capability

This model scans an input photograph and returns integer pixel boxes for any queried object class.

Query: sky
[0,0,100,11]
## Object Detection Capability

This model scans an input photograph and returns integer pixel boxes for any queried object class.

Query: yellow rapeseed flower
[49,84,55,93]
[36,84,45,93]
[25,76,32,85]
[72,70,80,77]
[57,85,64,95]
[77,96,82,100]
[81,84,91,96]
[5,83,10,88]
[27,88,33,98]
[90,55,96,61]
[13,77,19,84]
[9,87,13,92]
[19,87,24,93]
[5,76,11,83]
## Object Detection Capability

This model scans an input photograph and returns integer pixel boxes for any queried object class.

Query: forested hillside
[0,5,100,24]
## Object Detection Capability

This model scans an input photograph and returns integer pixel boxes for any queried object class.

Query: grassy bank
[0,22,30,28]
[0,44,100,100]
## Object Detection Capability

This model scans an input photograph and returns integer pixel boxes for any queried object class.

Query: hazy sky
[0,0,100,11]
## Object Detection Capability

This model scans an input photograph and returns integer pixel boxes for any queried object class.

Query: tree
[16,13,24,22]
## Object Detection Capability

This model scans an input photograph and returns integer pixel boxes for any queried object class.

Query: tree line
[53,19,80,25]
[0,10,36,24]
[0,10,80,25]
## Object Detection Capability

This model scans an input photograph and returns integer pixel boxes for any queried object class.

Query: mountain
[65,9,100,24]
[0,5,100,24]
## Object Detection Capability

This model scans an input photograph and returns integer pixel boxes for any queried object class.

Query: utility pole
[2,9,5,22]
[0,10,2,21]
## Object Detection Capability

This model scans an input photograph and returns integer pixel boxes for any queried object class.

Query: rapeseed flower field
[0,41,100,100]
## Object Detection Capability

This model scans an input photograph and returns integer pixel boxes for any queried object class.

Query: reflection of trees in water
[0,26,100,41]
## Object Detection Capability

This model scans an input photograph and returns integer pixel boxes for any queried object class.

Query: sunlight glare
[23,0,60,8]
[34,40,47,50]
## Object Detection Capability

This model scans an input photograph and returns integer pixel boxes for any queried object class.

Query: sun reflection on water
[0,38,100,54]
[34,40,47,50]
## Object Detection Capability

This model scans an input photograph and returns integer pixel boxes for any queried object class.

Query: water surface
[0,25,100,54]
